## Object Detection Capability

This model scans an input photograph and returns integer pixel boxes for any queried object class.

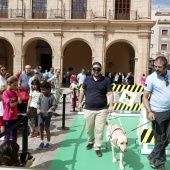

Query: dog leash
[124,120,151,134]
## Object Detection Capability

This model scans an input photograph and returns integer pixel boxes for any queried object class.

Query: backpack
[19,86,29,102]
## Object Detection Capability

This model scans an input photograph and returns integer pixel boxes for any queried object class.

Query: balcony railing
[10,9,25,18]
[8,9,95,20]
[109,10,138,20]
[48,9,95,20]
[2,9,140,21]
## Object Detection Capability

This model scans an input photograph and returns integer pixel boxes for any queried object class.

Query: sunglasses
[93,67,101,72]
[164,77,169,87]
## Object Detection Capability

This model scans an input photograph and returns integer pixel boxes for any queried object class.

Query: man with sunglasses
[143,56,170,170]
[78,62,114,157]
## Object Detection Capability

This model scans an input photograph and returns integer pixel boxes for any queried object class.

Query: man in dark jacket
[65,72,70,88]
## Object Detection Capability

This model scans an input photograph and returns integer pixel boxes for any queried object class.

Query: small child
[37,82,57,149]
[0,86,6,140]
[70,79,78,107]
[27,79,41,138]
[2,76,22,142]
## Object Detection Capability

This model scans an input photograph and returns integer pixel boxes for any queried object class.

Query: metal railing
[5,9,95,20]
[109,10,138,20]
[10,9,25,18]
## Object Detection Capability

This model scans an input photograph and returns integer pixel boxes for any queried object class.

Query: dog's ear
[113,139,117,145]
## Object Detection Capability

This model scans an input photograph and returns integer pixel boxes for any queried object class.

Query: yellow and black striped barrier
[112,84,144,92]
[82,101,85,109]
[113,103,140,111]
[82,102,141,111]
[140,129,154,144]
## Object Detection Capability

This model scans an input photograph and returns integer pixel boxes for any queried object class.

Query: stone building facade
[0,0,155,83]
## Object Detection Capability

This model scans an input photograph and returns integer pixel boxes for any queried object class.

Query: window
[161,44,168,50]
[32,0,47,19]
[71,0,87,19]
[115,0,130,20]
[0,0,8,18]
[162,30,168,35]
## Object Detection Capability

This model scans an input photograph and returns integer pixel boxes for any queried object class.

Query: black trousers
[150,110,170,167]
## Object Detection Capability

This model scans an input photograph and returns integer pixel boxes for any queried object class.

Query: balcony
[48,9,95,20]
[109,10,138,20]
[10,9,25,18]
[1,9,139,21]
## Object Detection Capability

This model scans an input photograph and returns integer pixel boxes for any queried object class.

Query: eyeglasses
[92,67,101,72]
[164,77,169,86]
[1,68,6,71]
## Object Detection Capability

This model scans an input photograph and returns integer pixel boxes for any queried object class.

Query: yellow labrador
[106,123,128,170]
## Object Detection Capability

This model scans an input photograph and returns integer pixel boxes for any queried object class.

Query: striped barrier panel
[140,129,154,144]
[112,84,144,92]
[113,103,140,111]
[82,102,141,111]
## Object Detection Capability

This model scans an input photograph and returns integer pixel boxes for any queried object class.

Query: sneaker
[37,132,40,138]
[38,142,44,150]
[43,143,51,149]
[29,132,34,138]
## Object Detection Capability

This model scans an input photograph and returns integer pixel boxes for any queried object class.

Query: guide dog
[106,123,128,170]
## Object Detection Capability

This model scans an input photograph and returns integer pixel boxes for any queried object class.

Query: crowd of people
[0,64,61,167]
[1,59,166,169]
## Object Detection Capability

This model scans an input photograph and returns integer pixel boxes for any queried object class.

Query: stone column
[53,32,63,85]
[94,25,106,74]
[134,34,150,84]
[13,32,23,74]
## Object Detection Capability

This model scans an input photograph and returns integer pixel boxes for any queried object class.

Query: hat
[33,69,39,74]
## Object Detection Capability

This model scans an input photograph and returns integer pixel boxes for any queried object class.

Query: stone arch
[0,37,15,73]
[105,39,136,76]
[62,36,94,58]
[106,39,137,56]
[0,36,15,55]
[22,37,54,71]
[62,38,93,75]
[22,37,54,56]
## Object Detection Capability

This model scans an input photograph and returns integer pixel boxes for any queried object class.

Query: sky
[152,0,170,10]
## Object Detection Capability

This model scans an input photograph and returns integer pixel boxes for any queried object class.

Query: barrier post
[22,115,28,153]
[57,94,69,130]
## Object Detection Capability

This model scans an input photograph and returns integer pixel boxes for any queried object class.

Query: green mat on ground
[50,115,170,170]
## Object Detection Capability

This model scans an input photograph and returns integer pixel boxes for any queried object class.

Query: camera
[18,151,33,164]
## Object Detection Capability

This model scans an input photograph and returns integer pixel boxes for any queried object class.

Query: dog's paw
[112,158,117,163]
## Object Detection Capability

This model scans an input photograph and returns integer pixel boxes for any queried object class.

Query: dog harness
[109,124,123,141]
